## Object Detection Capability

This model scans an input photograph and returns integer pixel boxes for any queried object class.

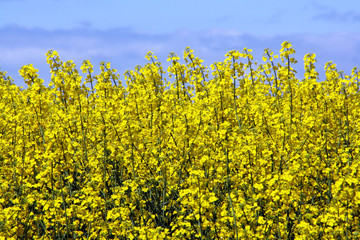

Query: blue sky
[1,0,359,87]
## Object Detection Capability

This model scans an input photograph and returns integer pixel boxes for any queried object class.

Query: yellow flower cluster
[1,41,360,239]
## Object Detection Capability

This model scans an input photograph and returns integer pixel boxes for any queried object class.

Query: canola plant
[0,42,360,239]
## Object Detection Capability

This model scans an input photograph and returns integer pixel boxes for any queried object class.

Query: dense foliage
[1,42,360,239]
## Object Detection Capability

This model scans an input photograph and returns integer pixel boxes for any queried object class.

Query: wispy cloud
[0,26,359,87]
[310,1,360,23]
[313,10,360,22]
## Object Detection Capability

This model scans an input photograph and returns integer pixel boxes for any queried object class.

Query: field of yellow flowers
[0,41,359,239]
